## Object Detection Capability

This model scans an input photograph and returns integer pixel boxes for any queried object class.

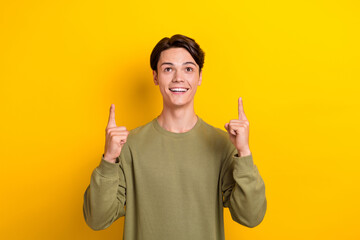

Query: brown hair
[150,34,205,72]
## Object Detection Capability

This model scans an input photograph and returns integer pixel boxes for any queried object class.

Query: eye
[164,67,172,72]
[185,67,193,72]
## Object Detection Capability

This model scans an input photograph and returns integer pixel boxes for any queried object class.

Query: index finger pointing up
[238,97,247,120]
[107,104,117,128]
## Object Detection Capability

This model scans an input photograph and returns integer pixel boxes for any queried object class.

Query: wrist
[103,154,117,163]
[237,148,251,157]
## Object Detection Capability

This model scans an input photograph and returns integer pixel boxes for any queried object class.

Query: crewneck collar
[152,115,203,138]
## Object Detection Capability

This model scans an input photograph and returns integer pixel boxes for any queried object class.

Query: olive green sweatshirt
[83,116,267,240]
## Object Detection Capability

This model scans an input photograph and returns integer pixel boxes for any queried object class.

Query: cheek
[158,73,172,83]
[188,77,200,87]
[158,81,170,95]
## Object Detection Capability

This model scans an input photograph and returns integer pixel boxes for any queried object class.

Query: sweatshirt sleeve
[221,145,267,228]
[83,144,128,231]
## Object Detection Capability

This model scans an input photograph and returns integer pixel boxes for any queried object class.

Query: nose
[172,70,184,83]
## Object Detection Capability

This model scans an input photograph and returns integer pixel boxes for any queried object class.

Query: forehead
[158,47,196,65]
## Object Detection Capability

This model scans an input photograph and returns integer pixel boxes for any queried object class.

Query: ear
[153,70,159,85]
[198,70,202,86]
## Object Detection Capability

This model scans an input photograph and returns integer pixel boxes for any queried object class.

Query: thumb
[107,104,117,128]
[224,123,229,132]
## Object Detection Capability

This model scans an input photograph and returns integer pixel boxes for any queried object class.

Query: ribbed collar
[152,115,203,138]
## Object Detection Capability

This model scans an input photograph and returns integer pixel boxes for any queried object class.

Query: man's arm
[221,149,267,228]
[83,104,129,230]
[222,97,267,227]
[83,154,126,230]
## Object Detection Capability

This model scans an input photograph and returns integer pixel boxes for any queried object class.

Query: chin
[164,99,189,108]
[172,100,192,108]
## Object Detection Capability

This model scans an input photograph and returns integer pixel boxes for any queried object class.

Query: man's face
[153,47,202,109]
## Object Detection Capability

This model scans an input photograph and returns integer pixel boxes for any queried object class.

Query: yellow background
[1,0,359,239]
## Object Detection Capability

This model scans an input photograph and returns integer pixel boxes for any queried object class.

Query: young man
[83,34,267,240]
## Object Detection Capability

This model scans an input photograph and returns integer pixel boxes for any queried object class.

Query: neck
[157,102,198,133]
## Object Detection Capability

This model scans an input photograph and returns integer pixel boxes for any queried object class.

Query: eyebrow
[160,62,197,67]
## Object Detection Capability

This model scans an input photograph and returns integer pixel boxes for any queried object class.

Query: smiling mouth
[169,88,189,92]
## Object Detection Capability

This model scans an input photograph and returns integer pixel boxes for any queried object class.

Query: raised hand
[224,97,251,157]
[103,104,129,163]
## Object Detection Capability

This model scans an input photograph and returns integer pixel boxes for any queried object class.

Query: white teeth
[169,88,188,92]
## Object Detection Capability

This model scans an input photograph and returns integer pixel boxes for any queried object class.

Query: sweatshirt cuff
[96,155,120,178]
[233,153,254,171]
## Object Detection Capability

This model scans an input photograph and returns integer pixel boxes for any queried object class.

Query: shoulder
[199,118,236,160]
[199,118,233,147]
[200,118,229,139]
[126,119,156,145]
